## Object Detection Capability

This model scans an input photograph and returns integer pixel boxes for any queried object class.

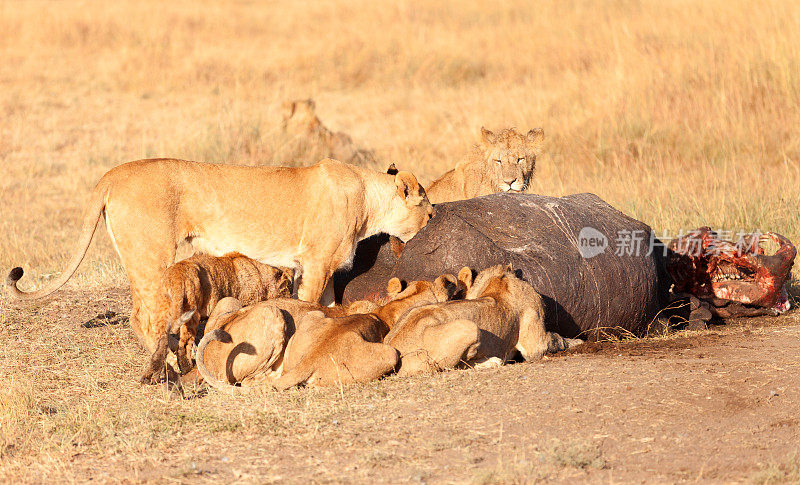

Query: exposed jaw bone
[667,227,796,317]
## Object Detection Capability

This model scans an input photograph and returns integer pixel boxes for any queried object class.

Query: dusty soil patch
[1,287,799,483]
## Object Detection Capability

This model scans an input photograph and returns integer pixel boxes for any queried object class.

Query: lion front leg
[140,335,170,384]
[296,261,335,304]
[515,307,550,361]
[176,312,200,374]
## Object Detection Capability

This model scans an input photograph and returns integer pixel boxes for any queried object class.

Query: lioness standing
[7,158,433,352]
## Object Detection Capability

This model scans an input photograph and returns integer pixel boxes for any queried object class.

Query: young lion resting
[193,272,461,392]
[140,252,292,383]
[272,311,398,389]
[193,298,292,392]
[374,274,462,329]
[384,264,582,376]
[425,127,544,204]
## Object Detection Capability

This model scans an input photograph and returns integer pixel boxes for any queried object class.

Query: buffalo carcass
[336,193,672,339]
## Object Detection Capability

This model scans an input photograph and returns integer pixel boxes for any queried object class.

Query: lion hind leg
[272,358,315,391]
[342,342,399,383]
[515,307,550,361]
[107,200,179,352]
[421,319,481,371]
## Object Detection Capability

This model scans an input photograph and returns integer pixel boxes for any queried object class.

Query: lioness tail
[7,180,109,300]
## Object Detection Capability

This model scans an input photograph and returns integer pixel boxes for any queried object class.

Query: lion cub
[272,311,398,389]
[193,297,292,392]
[373,273,462,329]
[141,253,293,384]
[195,298,397,391]
[192,273,460,392]
[385,264,581,376]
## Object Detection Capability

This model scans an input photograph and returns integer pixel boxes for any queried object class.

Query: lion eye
[517,157,525,164]
[494,159,502,165]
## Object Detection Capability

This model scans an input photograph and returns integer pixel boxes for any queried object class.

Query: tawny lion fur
[6,158,433,355]
[140,252,293,384]
[374,273,462,329]
[384,264,582,376]
[425,127,544,204]
[272,311,398,390]
[282,99,378,168]
[194,272,462,392]
[195,297,396,392]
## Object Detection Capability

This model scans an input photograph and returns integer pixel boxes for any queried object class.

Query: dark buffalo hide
[335,193,671,339]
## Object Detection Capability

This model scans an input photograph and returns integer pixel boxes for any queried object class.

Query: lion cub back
[162,252,292,323]
[274,311,398,389]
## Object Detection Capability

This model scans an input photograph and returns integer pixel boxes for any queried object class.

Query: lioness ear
[281,101,296,121]
[434,274,459,300]
[179,309,196,324]
[386,277,405,296]
[457,267,474,291]
[386,163,399,176]
[504,263,514,273]
[395,171,420,200]
[302,98,316,112]
[481,127,496,145]
[526,128,544,152]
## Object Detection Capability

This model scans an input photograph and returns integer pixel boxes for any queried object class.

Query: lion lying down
[384,265,584,376]
[272,311,397,389]
[194,298,397,392]
[192,266,580,391]
[372,273,462,328]
[193,274,461,391]
[141,252,293,384]
[281,98,379,168]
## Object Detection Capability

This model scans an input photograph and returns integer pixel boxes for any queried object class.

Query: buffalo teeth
[711,273,743,282]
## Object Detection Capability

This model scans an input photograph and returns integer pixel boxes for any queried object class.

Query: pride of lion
[7,99,573,391]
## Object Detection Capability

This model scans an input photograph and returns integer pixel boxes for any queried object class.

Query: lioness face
[281,99,320,135]
[480,127,544,193]
[386,171,434,243]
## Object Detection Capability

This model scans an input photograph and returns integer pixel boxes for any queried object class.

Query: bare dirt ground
[2,287,798,484]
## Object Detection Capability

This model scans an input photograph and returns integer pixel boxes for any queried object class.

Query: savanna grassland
[1,1,800,483]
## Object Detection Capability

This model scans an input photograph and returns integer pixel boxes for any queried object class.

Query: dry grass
[2,288,800,482]
[473,439,605,484]
[751,452,800,484]
[2,0,800,482]
[1,0,799,290]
